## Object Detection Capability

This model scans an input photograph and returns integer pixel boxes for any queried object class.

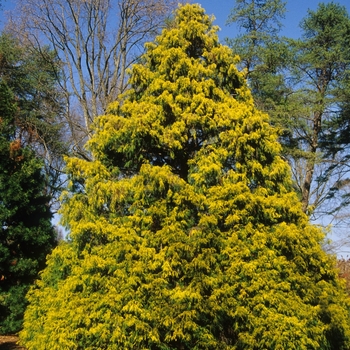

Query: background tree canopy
[0,80,57,334]
[0,33,67,205]
[19,4,350,350]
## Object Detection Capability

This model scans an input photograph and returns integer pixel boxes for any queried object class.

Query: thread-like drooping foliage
[20,4,350,349]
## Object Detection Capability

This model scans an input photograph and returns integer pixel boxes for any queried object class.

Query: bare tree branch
[7,0,177,158]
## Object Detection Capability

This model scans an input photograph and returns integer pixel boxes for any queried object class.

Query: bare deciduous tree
[8,0,177,158]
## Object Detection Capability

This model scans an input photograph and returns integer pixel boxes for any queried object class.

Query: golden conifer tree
[20,4,350,349]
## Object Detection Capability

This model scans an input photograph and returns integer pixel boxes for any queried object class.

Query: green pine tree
[0,33,67,204]
[226,0,286,73]
[285,2,350,215]
[0,81,57,334]
[20,4,350,349]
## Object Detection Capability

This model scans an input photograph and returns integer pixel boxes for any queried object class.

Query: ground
[0,335,25,350]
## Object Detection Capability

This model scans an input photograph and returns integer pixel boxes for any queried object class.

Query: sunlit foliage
[20,4,350,349]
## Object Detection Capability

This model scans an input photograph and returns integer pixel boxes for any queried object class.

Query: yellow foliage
[20,3,350,350]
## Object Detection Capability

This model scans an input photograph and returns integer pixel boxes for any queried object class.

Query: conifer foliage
[20,4,350,349]
[0,82,56,334]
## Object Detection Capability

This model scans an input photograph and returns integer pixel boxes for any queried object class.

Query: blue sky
[197,0,350,41]
[1,0,350,37]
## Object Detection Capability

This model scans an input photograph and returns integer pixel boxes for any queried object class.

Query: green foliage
[20,4,350,349]
[226,0,290,121]
[279,2,350,215]
[0,81,57,334]
[0,34,63,331]
[0,32,67,201]
[226,0,288,107]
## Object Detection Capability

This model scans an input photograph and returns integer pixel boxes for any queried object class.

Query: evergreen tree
[282,2,350,215]
[0,33,67,205]
[20,4,350,349]
[226,0,286,70]
[226,0,288,111]
[0,81,57,334]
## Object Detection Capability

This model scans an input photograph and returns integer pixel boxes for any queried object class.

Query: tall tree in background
[285,3,350,218]
[0,33,67,207]
[20,5,350,349]
[324,74,350,226]
[226,0,286,70]
[7,0,178,158]
[226,0,287,111]
[0,81,57,334]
